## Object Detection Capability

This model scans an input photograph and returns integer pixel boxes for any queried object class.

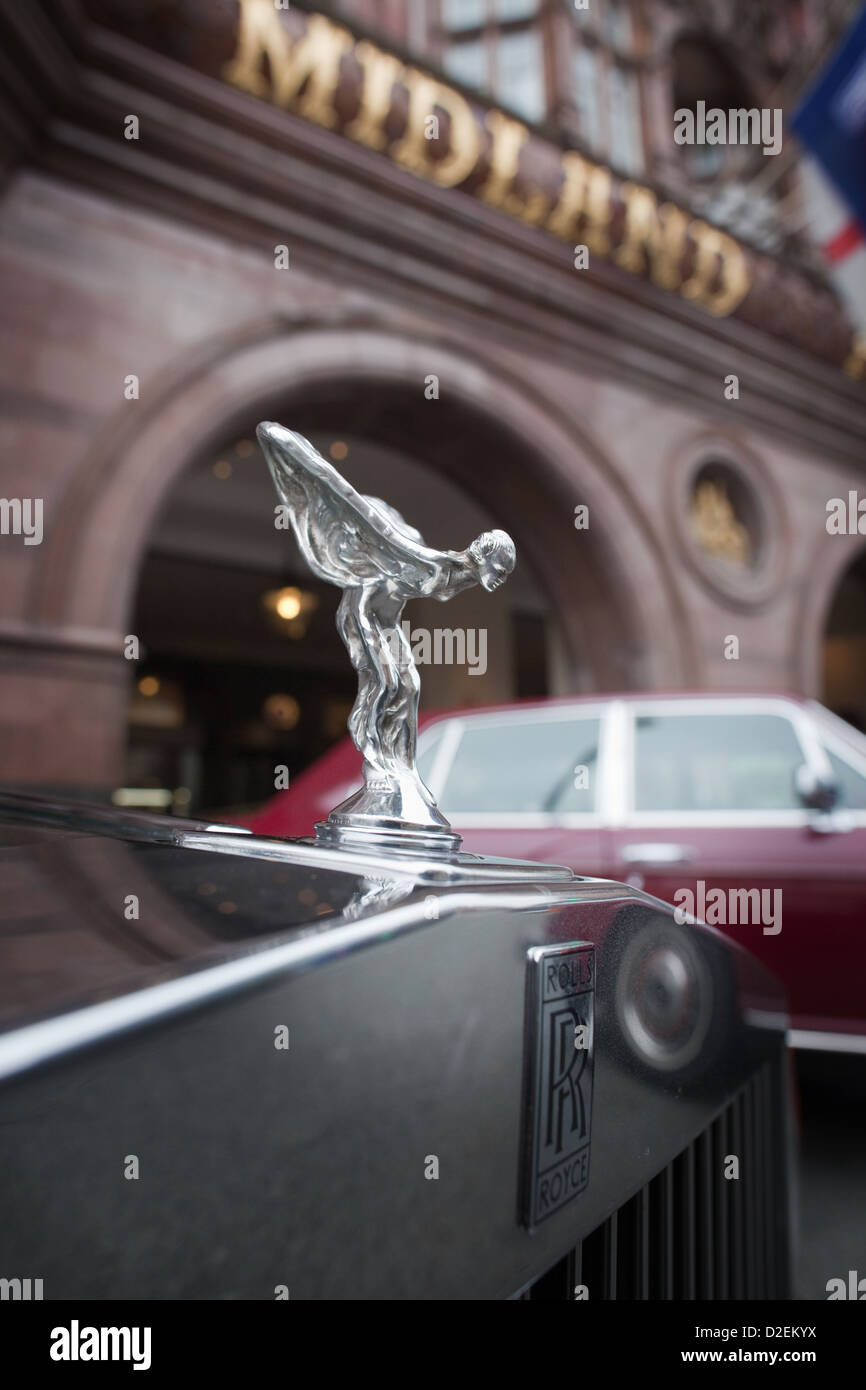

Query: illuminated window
[441,0,547,125]
[496,29,545,122]
[603,0,633,51]
[443,38,487,92]
[565,0,632,46]
[573,44,601,154]
[609,63,643,174]
[442,0,485,31]
[494,0,538,19]
[568,0,644,173]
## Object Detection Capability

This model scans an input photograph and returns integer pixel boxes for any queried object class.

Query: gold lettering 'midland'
[546,153,612,255]
[345,41,404,151]
[681,221,750,316]
[222,4,756,324]
[478,111,549,225]
[392,71,480,187]
[614,187,688,291]
[223,0,284,98]
[224,1,351,129]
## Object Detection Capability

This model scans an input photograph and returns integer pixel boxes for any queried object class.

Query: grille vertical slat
[751,1066,768,1298]
[525,1247,578,1300]
[742,1077,757,1299]
[697,1128,715,1300]
[729,1088,746,1299]
[636,1185,650,1299]
[660,1163,675,1299]
[678,1143,697,1299]
[761,1063,778,1299]
[520,1049,790,1301]
[775,1055,792,1287]
[754,1066,765,1299]
[604,1211,618,1300]
[714,1103,731,1300]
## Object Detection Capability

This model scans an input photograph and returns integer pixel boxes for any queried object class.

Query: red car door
[607,698,866,1041]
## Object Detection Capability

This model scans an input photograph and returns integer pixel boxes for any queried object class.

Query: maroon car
[248,691,866,1050]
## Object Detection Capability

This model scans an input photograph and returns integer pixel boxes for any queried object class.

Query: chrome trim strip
[743,1008,789,1034]
[817,727,866,780]
[620,841,693,865]
[180,832,578,882]
[0,880,631,1084]
[808,701,866,763]
[605,699,630,826]
[0,789,252,843]
[620,810,812,828]
[443,811,601,828]
[432,703,609,728]
[788,1028,866,1055]
[625,696,806,719]
[788,703,834,780]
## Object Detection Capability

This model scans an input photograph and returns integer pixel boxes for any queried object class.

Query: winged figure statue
[258,422,516,853]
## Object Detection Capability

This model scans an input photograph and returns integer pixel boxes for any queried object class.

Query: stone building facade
[0,0,864,805]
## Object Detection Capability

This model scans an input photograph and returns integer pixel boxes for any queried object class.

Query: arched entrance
[129,425,560,812]
[31,324,692,796]
[821,546,866,732]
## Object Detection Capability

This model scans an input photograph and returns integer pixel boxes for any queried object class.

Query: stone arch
[34,320,695,697]
[797,528,866,706]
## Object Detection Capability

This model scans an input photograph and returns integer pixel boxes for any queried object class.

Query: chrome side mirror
[794,763,839,815]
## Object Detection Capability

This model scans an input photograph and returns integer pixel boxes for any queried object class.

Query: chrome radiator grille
[520,1053,791,1301]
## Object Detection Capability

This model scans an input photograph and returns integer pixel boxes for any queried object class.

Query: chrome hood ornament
[258,422,516,855]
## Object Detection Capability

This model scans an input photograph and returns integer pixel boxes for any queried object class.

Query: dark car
[248,691,866,1049]
[0,790,791,1299]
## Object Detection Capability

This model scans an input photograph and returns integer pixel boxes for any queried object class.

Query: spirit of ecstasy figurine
[258,422,516,854]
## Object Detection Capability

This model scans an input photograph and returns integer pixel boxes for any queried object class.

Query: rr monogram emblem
[520,943,595,1229]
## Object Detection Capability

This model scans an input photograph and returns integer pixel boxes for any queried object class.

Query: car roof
[419,690,810,726]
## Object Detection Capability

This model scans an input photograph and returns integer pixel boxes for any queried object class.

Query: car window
[440,717,600,814]
[633,712,804,813]
[825,749,866,809]
[416,726,444,788]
